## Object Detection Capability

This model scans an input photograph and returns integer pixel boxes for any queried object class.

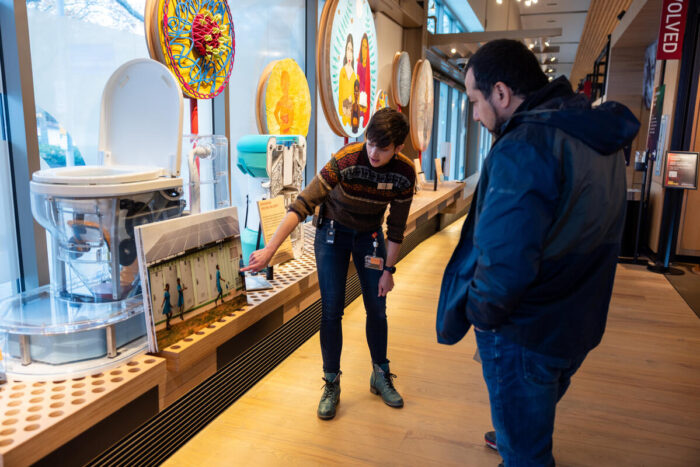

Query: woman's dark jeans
[314,220,389,374]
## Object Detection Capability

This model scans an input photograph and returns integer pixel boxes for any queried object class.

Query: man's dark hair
[467,39,548,100]
[365,108,409,148]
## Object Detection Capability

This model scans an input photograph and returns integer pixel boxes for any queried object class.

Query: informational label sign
[435,158,444,184]
[258,196,294,265]
[413,158,427,185]
[655,115,671,177]
[647,85,665,151]
[664,151,699,189]
[656,0,689,60]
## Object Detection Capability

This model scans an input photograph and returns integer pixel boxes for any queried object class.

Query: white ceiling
[518,0,591,79]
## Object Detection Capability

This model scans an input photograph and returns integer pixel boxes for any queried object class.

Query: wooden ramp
[164,218,700,467]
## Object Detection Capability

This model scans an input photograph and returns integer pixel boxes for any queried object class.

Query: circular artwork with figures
[410,59,434,152]
[256,59,312,137]
[146,0,235,99]
[375,90,389,112]
[317,0,378,138]
[392,51,411,108]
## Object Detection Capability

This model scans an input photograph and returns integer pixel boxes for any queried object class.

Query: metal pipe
[110,199,120,300]
[19,335,31,365]
[106,325,117,358]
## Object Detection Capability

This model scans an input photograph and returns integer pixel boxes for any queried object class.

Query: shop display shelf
[0,353,167,467]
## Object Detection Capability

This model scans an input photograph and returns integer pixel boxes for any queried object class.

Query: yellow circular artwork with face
[257,59,311,137]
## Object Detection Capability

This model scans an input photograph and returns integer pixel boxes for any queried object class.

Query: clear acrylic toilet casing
[30,187,184,302]
[0,185,184,379]
[182,134,230,214]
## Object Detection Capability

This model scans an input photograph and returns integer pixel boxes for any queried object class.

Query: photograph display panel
[135,207,246,351]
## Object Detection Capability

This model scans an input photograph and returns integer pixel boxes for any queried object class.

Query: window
[440,9,451,34]
[456,93,467,179]
[478,125,492,172]
[425,81,449,177]
[26,0,151,168]
[427,0,437,34]
[431,0,469,35]
[426,78,468,181]
[36,108,85,169]
[448,87,459,178]
[0,69,20,300]
[227,0,307,232]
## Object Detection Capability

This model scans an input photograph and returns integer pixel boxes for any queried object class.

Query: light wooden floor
[164,218,700,467]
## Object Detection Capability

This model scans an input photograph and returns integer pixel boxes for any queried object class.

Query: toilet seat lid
[98,59,183,174]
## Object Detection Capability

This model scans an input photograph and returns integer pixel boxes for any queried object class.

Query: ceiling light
[544,40,550,47]
[451,48,457,54]
[549,76,554,82]
[532,0,538,3]
[525,0,531,5]
[550,57,556,62]
[496,0,503,4]
[528,43,535,50]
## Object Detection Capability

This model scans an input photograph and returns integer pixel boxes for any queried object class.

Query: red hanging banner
[656,0,689,60]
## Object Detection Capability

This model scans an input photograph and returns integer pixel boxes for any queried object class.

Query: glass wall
[429,0,467,35]
[26,0,151,168]
[0,69,20,299]
[456,93,467,179]
[227,0,306,230]
[427,79,467,182]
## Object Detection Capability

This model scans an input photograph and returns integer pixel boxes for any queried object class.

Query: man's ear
[394,143,405,154]
[492,82,512,110]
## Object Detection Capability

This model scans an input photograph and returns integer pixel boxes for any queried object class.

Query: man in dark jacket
[436,40,640,466]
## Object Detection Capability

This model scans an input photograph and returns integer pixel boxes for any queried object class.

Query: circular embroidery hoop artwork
[318,0,379,138]
[410,59,434,152]
[257,59,312,137]
[392,51,411,108]
[150,0,235,99]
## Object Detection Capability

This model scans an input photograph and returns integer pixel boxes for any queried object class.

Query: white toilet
[0,58,185,378]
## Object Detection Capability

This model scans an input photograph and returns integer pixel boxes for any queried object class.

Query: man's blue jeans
[314,220,389,374]
[475,329,587,467]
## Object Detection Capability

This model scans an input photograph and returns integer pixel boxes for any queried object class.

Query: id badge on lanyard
[364,232,384,270]
[325,220,336,244]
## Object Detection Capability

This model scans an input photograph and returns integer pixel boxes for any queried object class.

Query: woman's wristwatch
[383,265,396,274]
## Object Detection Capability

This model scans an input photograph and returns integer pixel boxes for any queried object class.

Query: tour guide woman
[243,108,416,420]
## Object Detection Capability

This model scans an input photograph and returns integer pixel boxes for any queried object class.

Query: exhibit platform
[163,216,700,467]
[0,179,472,467]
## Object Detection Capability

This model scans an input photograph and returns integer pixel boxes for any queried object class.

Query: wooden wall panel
[570,0,635,86]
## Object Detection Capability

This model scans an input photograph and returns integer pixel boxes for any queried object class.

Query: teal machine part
[236,135,270,178]
[236,135,304,178]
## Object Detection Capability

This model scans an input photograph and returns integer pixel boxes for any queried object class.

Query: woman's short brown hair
[365,108,409,148]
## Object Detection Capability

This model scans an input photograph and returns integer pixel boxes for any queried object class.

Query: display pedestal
[0,354,166,466]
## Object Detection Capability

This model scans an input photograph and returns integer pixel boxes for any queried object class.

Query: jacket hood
[503,76,641,155]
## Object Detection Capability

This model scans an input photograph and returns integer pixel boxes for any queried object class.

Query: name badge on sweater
[377,182,393,190]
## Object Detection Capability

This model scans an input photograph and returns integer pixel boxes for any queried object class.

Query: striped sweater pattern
[289,142,416,243]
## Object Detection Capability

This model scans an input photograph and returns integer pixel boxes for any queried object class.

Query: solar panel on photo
[146,216,239,265]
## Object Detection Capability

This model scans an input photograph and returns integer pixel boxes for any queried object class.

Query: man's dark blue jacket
[436,77,640,359]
